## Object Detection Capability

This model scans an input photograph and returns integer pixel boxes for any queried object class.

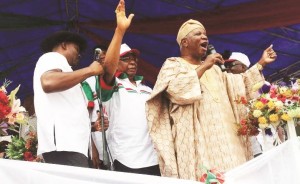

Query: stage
[0,137,299,184]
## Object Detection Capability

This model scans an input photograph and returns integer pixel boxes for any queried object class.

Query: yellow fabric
[146,57,265,181]
[176,19,205,45]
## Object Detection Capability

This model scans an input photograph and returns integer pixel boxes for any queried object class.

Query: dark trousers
[113,160,161,176]
[43,151,89,168]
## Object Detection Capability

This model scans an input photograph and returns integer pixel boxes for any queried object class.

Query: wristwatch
[257,63,264,71]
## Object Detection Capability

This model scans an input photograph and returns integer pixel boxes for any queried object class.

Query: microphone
[207,44,227,72]
[94,48,102,62]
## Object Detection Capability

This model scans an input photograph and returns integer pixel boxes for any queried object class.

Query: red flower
[0,90,11,120]
[0,103,11,119]
[240,96,247,104]
[23,151,35,161]
[260,98,269,104]
[277,95,286,103]
[0,91,9,103]
[240,119,247,125]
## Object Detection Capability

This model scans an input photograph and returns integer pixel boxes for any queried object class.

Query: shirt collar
[116,71,144,82]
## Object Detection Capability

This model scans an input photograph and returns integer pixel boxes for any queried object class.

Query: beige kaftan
[225,73,262,160]
[146,57,264,181]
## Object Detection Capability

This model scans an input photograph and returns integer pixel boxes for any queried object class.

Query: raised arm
[102,0,134,85]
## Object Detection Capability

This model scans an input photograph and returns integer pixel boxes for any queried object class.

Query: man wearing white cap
[146,19,277,180]
[99,43,160,175]
[225,52,251,74]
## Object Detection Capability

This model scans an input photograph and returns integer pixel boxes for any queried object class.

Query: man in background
[224,52,250,74]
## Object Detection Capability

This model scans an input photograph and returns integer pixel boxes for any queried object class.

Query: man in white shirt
[100,43,160,175]
[33,0,134,167]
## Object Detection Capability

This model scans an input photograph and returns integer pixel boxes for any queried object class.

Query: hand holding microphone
[206,44,226,72]
[94,48,103,64]
[89,48,105,76]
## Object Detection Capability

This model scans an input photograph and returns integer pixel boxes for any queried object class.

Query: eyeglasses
[120,55,138,63]
[230,62,247,69]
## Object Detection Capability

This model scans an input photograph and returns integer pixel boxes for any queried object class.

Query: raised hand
[115,0,134,33]
[259,44,277,66]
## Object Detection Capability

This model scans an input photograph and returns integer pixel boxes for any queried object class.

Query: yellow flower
[279,86,287,94]
[16,112,25,123]
[258,116,267,124]
[269,114,279,122]
[281,113,291,121]
[283,89,293,98]
[254,101,265,110]
[267,101,275,109]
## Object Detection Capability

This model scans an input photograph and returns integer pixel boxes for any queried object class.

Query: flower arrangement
[5,135,26,160]
[237,79,300,136]
[5,131,38,161]
[0,79,27,136]
[5,132,38,161]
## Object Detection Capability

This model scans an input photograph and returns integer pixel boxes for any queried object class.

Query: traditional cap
[228,52,250,67]
[120,43,140,56]
[176,19,205,45]
[41,31,87,53]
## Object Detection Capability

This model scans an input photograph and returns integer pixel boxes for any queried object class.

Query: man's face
[185,27,208,57]
[65,43,81,67]
[118,53,138,77]
[228,60,247,74]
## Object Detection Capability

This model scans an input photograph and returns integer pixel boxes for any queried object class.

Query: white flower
[253,110,262,118]
[295,107,300,116]
[284,100,294,107]
[287,109,298,118]
[264,93,271,100]
[11,99,26,113]
[259,123,268,129]
[291,81,299,90]
[274,101,284,108]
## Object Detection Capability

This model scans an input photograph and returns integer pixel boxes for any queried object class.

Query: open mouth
[200,42,208,49]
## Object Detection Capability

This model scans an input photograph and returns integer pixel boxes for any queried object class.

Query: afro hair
[40,31,87,53]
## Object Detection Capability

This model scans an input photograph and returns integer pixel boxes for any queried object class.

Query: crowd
[2,0,287,182]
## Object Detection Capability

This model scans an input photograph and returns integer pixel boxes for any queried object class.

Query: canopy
[1,0,299,100]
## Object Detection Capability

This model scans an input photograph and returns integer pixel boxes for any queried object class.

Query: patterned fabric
[146,57,265,180]
[225,69,264,160]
